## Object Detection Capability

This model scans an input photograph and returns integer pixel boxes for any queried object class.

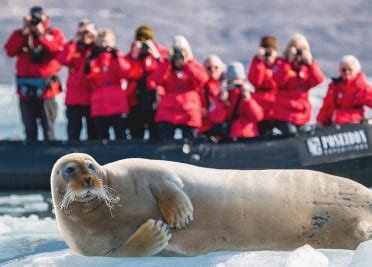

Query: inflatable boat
[0,123,371,191]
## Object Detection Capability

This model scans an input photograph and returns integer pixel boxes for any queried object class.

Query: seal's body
[51,153,372,257]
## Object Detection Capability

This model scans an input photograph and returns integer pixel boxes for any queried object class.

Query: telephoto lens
[264,49,272,57]
[141,42,149,54]
[31,15,42,26]
[173,49,184,61]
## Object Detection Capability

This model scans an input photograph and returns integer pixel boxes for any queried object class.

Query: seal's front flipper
[354,220,372,242]
[110,219,171,257]
[151,177,194,229]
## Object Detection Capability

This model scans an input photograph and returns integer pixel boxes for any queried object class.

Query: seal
[51,153,372,257]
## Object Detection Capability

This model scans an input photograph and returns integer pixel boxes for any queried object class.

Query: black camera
[264,49,272,58]
[227,79,242,90]
[30,14,42,26]
[173,49,184,61]
[172,48,184,69]
[141,42,149,54]
[295,48,303,56]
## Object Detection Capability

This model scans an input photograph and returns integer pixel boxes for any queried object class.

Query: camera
[226,79,242,90]
[172,48,184,69]
[172,48,184,61]
[30,14,42,26]
[264,49,272,58]
[141,42,149,54]
[295,48,303,56]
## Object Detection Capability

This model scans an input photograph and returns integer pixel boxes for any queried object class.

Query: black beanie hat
[30,6,44,16]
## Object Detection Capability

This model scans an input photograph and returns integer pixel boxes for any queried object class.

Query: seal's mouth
[60,186,120,213]
[74,191,98,203]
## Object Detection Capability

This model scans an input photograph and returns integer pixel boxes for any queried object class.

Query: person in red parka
[147,35,209,140]
[270,33,325,136]
[84,29,134,140]
[199,54,227,138]
[56,19,97,140]
[247,35,283,136]
[217,61,264,139]
[124,25,168,139]
[4,6,64,141]
[317,55,372,126]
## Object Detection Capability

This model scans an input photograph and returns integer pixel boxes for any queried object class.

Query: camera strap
[223,93,242,136]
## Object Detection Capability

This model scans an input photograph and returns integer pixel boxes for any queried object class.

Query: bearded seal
[51,153,372,257]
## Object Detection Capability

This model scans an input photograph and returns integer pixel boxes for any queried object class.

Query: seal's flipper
[110,219,171,257]
[151,177,194,229]
[354,220,372,242]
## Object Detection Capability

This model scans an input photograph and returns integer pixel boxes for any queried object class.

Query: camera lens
[173,49,184,61]
[296,48,303,56]
[264,49,272,57]
[141,42,149,54]
[31,15,42,26]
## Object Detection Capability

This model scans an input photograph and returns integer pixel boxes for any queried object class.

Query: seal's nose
[82,176,93,187]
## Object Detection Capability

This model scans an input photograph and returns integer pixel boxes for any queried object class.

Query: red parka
[317,72,372,125]
[270,60,325,125]
[225,88,264,138]
[148,59,209,128]
[4,26,64,99]
[85,50,133,117]
[124,42,168,107]
[248,56,282,118]
[199,78,225,133]
[56,41,92,105]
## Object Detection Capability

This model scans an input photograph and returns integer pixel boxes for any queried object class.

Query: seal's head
[51,153,119,212]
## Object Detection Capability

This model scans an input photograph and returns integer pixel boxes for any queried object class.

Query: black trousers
[66,105,97,140]
[94,114,128,140]
[19,97,57,141]
[128,104,158,139]
[258,120,298,137]
[157,121,196,140]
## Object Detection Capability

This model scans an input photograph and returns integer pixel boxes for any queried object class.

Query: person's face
[97,35,114,48]
[340,62,357,81]
[205,59,223,80]
[79,30,95,45]
[290,40,307,61]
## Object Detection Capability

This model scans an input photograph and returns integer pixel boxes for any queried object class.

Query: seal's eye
[87,163,96,171]
[65,166,75,174]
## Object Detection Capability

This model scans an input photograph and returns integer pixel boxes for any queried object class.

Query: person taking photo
[4,6,64,141]
[57,19,98,141]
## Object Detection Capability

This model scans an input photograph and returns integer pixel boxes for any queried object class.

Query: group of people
[4,6,372,141]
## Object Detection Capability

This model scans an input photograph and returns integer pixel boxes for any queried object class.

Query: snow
[0,194,49,215]
[285,245,328,267]
[349,240,372,267]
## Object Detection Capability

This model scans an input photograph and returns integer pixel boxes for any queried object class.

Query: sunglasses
[206,65,219,71]
[341,67,352,73]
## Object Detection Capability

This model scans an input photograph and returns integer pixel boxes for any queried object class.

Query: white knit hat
[173,35,193,59]
[340,55,361,73]
[204,54,226,71]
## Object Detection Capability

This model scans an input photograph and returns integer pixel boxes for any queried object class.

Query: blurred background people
[4,6,64,141]
[247,35,282,136]
[125,25,168,139]
[84,29,136,140]
[317,55,372,126]
[199,54,227,138]
[147,35,208,140]
[57,19,98,141]
[216,62,264,139]
[269,33,325,136]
